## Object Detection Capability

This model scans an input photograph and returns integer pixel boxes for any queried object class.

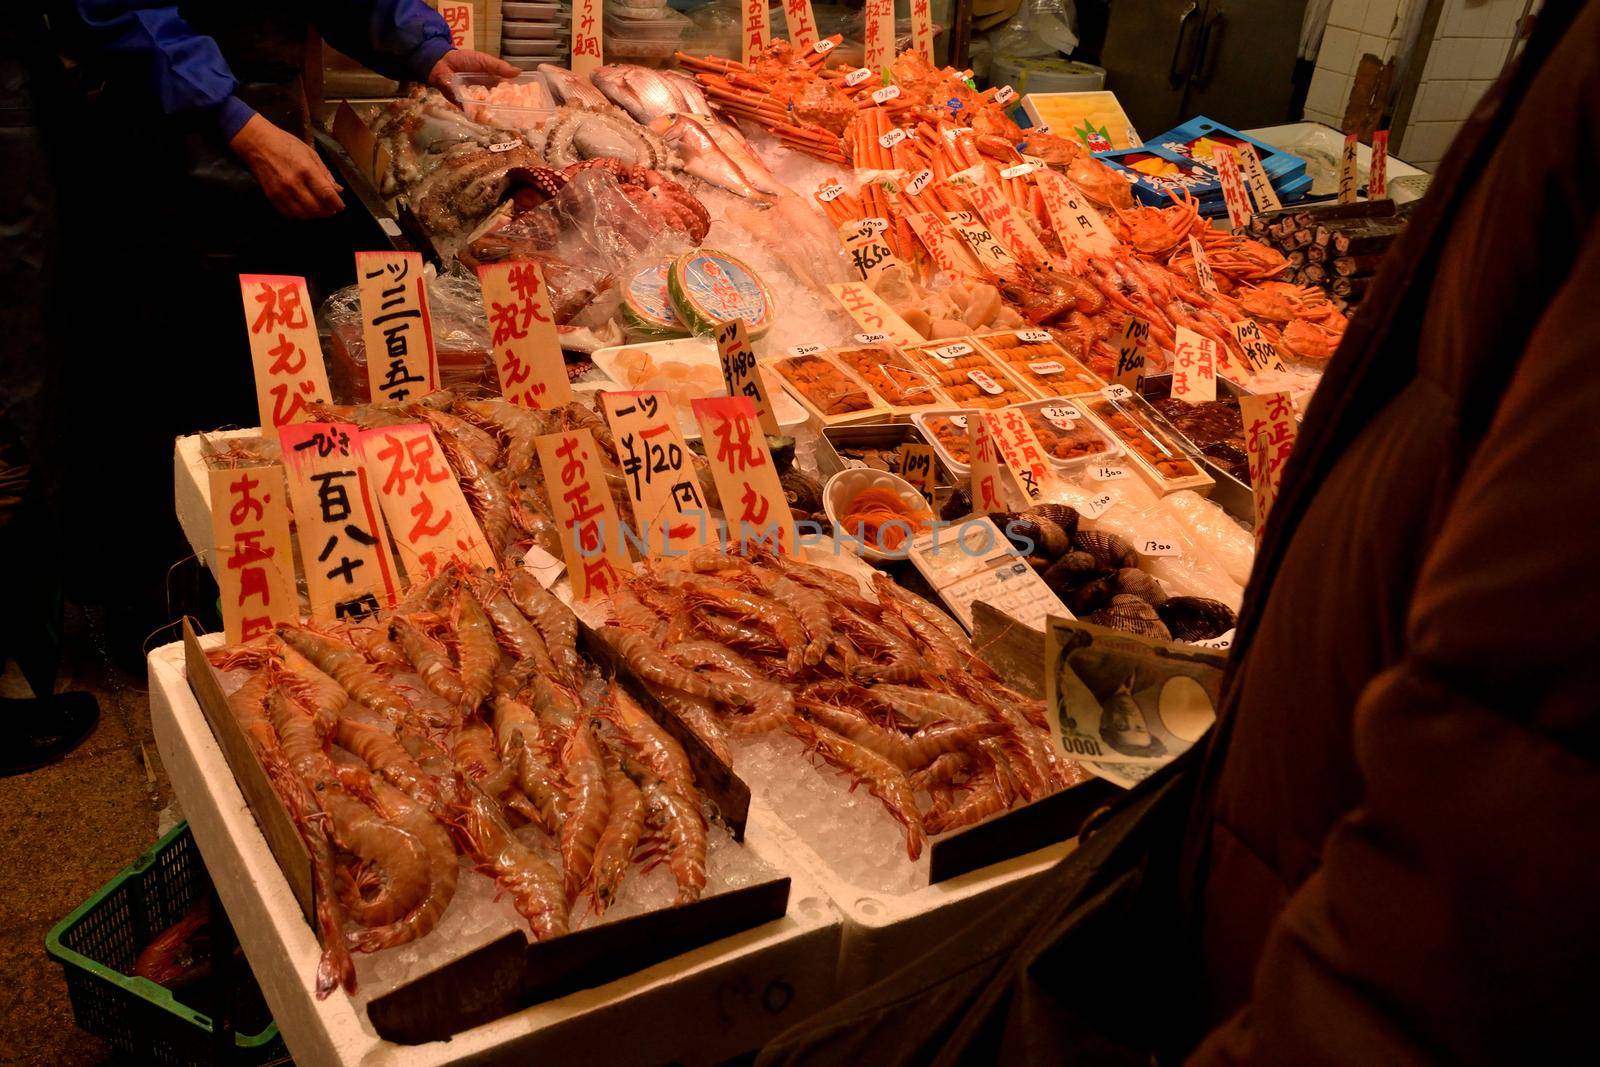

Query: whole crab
[561,159,711,243]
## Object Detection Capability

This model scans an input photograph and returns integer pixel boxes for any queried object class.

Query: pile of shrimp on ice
[599,545,1090,866]
[208,563,711,998]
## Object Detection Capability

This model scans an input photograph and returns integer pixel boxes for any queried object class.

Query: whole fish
[652,115,774,201]
[698,118,786,198]
[591,64,699,124]
[536,64,608,109]
[657,69,715,116]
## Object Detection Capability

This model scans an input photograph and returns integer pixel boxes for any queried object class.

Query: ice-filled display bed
[148,636,843,1066]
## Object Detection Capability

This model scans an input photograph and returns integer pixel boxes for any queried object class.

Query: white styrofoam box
[749,799,1077,995]
[1317,26,1360,75]
[148,638,846,1066]
[173,428,265,571]
[1304,67,1352,119]
[1327,0,1371,32]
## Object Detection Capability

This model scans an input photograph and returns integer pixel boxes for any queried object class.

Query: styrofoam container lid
[502,1,562,17]
[502,20,569,39]
[822,469,932,563]
[501,54,569,70]
[503,37,567,55]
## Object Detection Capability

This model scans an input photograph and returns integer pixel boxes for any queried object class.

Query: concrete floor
[0,609,177,1065]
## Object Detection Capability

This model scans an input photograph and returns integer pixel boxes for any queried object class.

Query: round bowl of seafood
[823,469,934,562]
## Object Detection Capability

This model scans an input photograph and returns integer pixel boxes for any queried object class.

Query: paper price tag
[522,544,565,588]
[999,162,1038,179]
[478,260,574,409]
[854,332,891,345]
[789,343,825,357]
[945,414,968,430]
[714,317,781,435]
[356,251,438,404]
[962,183,1054,271]
[879,128,908,149]
[1040,404,1079,428]
[1169,326,1217,403]
[924,341,973,364]
[1139,537,1181,557]
[781,0,820,50]
[816,181,846,202]
[692,395,797,555]
[277,422,400,623]
[1188,234,1219,295]
[208,465,297,644]
[1036,169,1119,256]
[845,67,874,87]
[239,274,333,428]
[354,424,495,582]
[827,282,924,346]
[1113,317,1149,391]
[995,85,1016,105]
[1101,383,1133,402]
[861,216,890,234]
[488,141,519,153]
[839,218,901,285]
[983,409,1058,504]
[945,210,1021,276]
[570,0,602,77]
[968,369,1004,396]
[811,33,834,54]
[969,414,1008,512]
[1193,629,1235,650]
[1211,145,1253,229]
[897,442,938,505]
[1231,319,1286,374]
[1338,132,1359,204]
[871,84,900,105]
[1090,465,1129,482]
[905,210,986,280]
[1028,360,1065,377]
[906,169,934,196]
[602,390,710,556]
[1018,329,1053,344]
[1079,490,1116,519]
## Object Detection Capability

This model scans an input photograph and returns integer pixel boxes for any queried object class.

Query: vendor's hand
[229,114,344,220]
[428,48,520,97]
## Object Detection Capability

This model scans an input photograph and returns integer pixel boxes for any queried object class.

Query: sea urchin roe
[1085,398,1200,479]
[922,413,973,464]
[830,345,945,407]
[905,341,1031,408]
[775,354,874,415]
[1018,403,1117,463]
[976,330,1105,393]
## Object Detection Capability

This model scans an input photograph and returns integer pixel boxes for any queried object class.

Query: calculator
[907,517,1073,632]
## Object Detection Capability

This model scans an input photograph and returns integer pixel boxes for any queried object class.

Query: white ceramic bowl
[822,469,931,563]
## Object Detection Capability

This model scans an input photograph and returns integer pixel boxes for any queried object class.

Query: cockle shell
[1113,567,1169,606]
[1028,503,1081,541]
[1042,551,1104,598]
[1087,594,1173,639]
[1072,529,1139,571]
[1156,597,1237,642]
[1064,574,1118,616]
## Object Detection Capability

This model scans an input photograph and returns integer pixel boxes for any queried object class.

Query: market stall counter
[148,636,844,1066]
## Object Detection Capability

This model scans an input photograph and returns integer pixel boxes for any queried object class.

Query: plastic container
[503,36,566,54]
[972,329,1104,397]
[448,71,556,129]
[910,408,979,475]
[771,352,889,426]
[823,469,932,562]
[1008,397,1123,471]
[590,336,808,439]
[902,339,1034,409]
[604,7,690,37]
[826,342,950,413]
[319,273,496,404]
[502,1,562,16]
[45,823,286,1066]
[502,55,568,70]
[502,22,568,40]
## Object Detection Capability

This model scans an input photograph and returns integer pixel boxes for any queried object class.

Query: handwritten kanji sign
[910,0,934,61]
[839,217,902,285]
[277,422,399,623]
[1036,170,1119,255]
[962,180,1054,271]
[827,282,924,346]
[969,414,1009,513]
[1338,132,1359,204]
[356,252,437,404]
[570,0,603,78]
[1170,325,1217,403]
[239,274,332,428]
[714,318,781,435]
[1239,391,1297,538]
[741,0,770,65]
[898,442,937,506]
[985,408,1059,505]
[438,2,474,48]
[781,0,818,50]
[1211,146,1253,229]
[1369,130,1389,200]
[692,395,796,556]
[1234,143,1282,212]
[478,259,573,409]
[1230,319,1286,374]
[533,428,630,599]
[945,210,1021,278]
[1188,234,1219,295]
[208,465,297,643]
[1114,317,1150,390]
[864,0,895,72]
[353,423,494,583]
[906,210,987,279]
[601,391,710,557]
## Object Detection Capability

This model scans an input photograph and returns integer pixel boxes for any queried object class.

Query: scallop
[1087,594,1173,639]
[1113,567,1169,606]
[1073,529,1140,571]
[1156,597,1237,642]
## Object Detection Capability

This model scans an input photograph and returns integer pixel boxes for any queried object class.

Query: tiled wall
[1400,0,1525,170]
[1303,0,1414,128]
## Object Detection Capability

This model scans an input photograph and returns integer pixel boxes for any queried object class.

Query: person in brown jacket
[760,0,1597,1062]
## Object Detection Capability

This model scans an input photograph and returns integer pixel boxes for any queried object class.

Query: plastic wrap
[990,0,1079,59]
[320,270,494,404]
[1161,489,1257,588]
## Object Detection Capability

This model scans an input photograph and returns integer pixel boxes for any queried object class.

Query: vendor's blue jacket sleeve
[71,2,454,141]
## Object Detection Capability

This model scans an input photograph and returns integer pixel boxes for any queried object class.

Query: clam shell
[1072,529,1139,571]
[780,470,823,517]
[990,512,1068,559]
[1042,551,1105,598]
[1156,597,1237,642]
[1063,574,1118,615]
[1113,567,1169,606]
[1028,503,1081,541]
[1087,594,1173,639]
[941,486,973,522]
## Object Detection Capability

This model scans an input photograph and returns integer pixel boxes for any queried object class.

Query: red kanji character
[738,482,770,525]
[228,528,275,570]
[408,492,451,541]
[268,380,314,427]
[710,411,764,473]
[376,431,450,495]
[237,564,271,606]
[240,615,275,641]
[266,332,307,375]
[250,281,308,334]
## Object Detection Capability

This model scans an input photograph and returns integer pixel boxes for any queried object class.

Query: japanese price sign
[478,259,574,409]
[356,251,437,404]
[1230,319,1286,374]
[1170,325,1217,403]
[741,0,770,65]
[962,180,1054,271]
[1369,130,1389,199]
[968,414,1008,513]
[1114,317,1150,390]
[1238,391,1298,538]
[905,210,987,280]
[1036,169,1119,255]
[353,423,494,582]
[897,442,937,506]
[601,390,710,557]
[910,0,934,61]
[713,318,781,435]
[864,0,895,72]
[1338,132,1359,204]
[691,395,796,556]
[277,422,399,623]
[826,282,924,346]
[1211,146,1253,229]
[532,428,631,599]
[238,274,332,429]
[945,211,1022,278]
[839,217,902,285]
[985,408,1059,505]
[437,2,474,48]
[571,0,602,78]
[208,465,297,644]
[782,0,818,50]
[1234,143,1282,212]
[1188,234,1219,295]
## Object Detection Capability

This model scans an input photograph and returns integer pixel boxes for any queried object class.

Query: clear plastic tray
[972,329,1104,397]
[909,409,979,476]
[1007,397,1123,471]
[603,8,690,39]
[502,1,562,17]
[503,36,566,54]
[448,72,556,129]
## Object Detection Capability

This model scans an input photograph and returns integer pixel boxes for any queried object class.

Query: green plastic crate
[45,822,288,1066]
